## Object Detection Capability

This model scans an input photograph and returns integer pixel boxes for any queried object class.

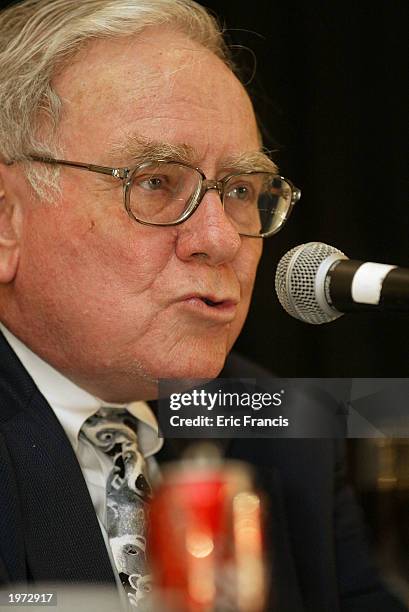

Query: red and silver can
[149,445,267,612]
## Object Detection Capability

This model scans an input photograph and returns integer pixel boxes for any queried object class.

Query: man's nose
[175,189,241,266]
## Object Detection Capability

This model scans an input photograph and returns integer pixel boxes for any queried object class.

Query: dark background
[202,0,408,377]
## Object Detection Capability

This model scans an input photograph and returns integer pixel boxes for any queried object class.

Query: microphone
[275,242,409,324]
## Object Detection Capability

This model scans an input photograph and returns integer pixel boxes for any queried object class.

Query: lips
[182,294,239,308]
[180,294,239,322]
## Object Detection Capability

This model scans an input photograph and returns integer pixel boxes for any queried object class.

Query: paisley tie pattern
[81,407,152,609]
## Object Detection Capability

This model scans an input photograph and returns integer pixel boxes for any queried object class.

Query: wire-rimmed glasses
[7,156,301,238]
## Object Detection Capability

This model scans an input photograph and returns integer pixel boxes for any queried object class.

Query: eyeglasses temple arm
[4,156,129,180]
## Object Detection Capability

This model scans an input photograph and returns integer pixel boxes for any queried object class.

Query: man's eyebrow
[109,136,278,174]
[222,151,278,174]
[108,136,197,165]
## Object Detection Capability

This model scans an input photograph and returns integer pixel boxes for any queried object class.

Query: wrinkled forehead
[57,29,226,96]
[53,26,259,162]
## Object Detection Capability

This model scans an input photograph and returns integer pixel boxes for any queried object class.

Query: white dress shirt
[0,324,163,605]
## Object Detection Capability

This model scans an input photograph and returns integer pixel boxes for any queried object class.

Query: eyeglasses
[8,156,301,238]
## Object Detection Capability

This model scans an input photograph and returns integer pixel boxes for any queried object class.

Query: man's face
[6,27,263,401]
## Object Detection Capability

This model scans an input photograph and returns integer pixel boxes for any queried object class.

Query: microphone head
[275,242,347,324]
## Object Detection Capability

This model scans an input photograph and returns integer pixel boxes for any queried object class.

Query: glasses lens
[128,162,201,224]
[223,174,294,237]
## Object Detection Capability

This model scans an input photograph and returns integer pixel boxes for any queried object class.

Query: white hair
[0,0,231,198]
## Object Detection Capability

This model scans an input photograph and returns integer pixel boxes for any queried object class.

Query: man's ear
[0,165,20,283]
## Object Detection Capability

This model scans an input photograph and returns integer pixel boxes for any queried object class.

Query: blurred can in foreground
[149,447,267,612]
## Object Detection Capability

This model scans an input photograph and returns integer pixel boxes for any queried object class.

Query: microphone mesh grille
[275,242,345,324]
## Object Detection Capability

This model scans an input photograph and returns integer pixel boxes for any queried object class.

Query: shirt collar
[0,324,162,456]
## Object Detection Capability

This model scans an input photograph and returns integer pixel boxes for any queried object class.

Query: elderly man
[0,1,406,611]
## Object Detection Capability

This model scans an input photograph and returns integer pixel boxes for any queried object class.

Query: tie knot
[81,407,139,455]
[80,407,152,501]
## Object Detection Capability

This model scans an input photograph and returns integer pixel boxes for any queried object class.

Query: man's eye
[138,175,167,191]
[227,184,253,202]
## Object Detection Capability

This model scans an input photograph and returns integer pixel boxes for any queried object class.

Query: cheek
[227,240,262,345]
[236,240,262,295]
[18,198,177,309]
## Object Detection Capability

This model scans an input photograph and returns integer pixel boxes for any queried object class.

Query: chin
[164,355,226,381]
[118,352,227,402]
[121,329,239,400]
[150,342,228,383]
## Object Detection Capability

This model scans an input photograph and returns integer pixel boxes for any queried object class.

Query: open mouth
[180,295,237,317]
[201,297,222,307]
[183,295,238,323]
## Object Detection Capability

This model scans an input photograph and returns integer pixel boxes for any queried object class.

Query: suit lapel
[0,332,115,585]
[2,394,116,584]
[0,430,27,582]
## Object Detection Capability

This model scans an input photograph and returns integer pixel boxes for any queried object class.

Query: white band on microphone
[351,262,396,305]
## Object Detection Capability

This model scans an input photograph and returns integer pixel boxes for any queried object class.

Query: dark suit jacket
[0,332,406,612]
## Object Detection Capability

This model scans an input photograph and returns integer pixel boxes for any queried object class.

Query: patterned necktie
[81,407,152,610]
